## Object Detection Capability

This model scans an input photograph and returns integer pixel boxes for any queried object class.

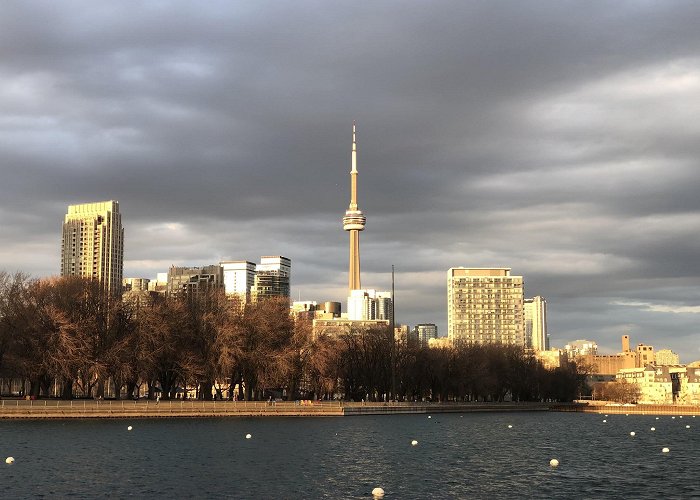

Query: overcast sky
[2,1,700,360]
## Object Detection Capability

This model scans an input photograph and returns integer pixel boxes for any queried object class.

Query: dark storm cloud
[2,1,700,360]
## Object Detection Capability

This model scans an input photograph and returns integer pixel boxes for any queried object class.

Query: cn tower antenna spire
[343,121,366,292]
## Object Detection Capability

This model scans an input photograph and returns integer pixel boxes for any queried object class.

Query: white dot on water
[245,434,252,439]
[679,416,683,419]
[127,426,133,431]
[549,458,559,467]
[411,440,418,446]
[508,425,513,429]
[672,417,676,420]
[686,425,690,429]
[651,427,655,431]
[656,417,659,420]
[428,416,432,419]
[662,447,670,453]
[603,420,607,423]
[630,432,636,436]
[5,457,14,464]
[372,487,385,498]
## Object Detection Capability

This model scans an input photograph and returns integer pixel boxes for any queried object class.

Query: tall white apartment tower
[221,260,257,302]
[447,268,524,345]
[524,296,548,351]
[61,201,124,296]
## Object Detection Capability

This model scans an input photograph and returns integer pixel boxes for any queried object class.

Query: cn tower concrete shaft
[342,122,366,292]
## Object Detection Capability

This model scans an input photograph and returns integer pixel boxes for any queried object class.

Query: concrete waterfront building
[447,268,524,345]
[251,256,291,301]
[343,122,366,292]
[61,200,124,296]
[412,324,438,347]
[655,349,680,366]
[524,296,548,351]
[616,365,700,404]
[636,344,655,366]
[221,260,256,302]
[292,301,341,320]
[347,289,393,321]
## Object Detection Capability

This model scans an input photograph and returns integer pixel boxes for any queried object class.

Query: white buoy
[5,457,14,464]
[672,417,676,420]
[656,417,659,420]
[605,414,608,417]
[508,425,513,429]
[630,432,636,436]
[372,487,385,498]
[127,425,133,431]
[651,427,655,431]
[428,415,432,419]
[411,440,418,446]
[662,447,670,453]
[245,433,252,439]
[686,425,690,429]
[603,420,607,423]
[549,458,559,467]
[679,416,683,419]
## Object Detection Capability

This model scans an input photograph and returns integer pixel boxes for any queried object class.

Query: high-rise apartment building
[447,268,524,345]
[412,324,438,347]
[251,256,291,301]
[524,296,548,351]
[221,260,256,301]
[61,200,124,296]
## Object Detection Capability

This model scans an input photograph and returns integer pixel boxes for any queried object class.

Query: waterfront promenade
[0,399,551,419]
[1,399,696,418]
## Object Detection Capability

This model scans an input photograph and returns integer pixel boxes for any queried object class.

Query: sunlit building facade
[61,200,124,296]
[251,256,291,301]
[524,296,548,351]
[221,260,256,302]
[447,268,524,345]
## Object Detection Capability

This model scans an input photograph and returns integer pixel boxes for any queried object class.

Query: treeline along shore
[1,273,586,403]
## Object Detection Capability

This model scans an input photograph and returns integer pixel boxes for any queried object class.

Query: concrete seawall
[5,400,693,419]
[554,401,700,416]
[0,400,552,419]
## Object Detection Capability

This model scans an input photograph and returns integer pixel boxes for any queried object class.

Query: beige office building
[61,201,124,296]
[447,268,524,345]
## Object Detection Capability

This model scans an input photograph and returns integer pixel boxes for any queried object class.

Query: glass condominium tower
[61,200,124,296]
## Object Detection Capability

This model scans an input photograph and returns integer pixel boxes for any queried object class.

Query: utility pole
[391,264,396,401]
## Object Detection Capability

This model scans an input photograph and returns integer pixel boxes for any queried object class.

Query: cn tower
[342,122,366,292]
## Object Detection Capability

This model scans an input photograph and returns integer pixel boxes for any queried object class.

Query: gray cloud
[2,1,700,360]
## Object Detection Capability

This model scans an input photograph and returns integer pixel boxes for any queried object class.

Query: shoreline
[0,400,551,419]
[0,400,697,419]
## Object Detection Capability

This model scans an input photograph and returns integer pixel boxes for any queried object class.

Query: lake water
[0,411,697,499]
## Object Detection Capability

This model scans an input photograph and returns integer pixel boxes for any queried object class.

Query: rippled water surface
[0,411,698,499]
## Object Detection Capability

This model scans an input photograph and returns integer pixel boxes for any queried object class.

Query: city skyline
[2,3,700,361]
